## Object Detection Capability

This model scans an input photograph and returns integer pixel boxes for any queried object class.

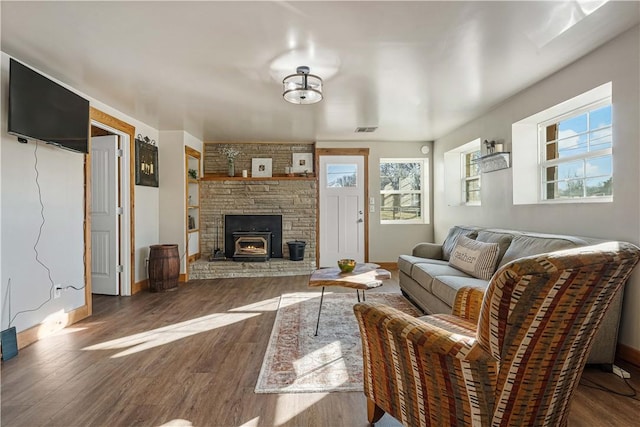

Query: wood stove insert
[233,231,272,262]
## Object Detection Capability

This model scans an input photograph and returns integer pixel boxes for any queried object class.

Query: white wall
[1,55,85,331]
[433,26,640,351]
[158,131,185,273]
[316,140,434,262]
[0,53,161,333]
[158,131,203,273]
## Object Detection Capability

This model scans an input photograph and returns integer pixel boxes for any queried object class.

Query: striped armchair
[354,242,639,426]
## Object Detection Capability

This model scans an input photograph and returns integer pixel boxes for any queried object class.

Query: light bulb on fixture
[282,66,323,104]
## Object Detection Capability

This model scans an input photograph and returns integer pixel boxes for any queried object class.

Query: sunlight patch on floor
[228,297,281,312]
[237,416,260,427]
[35,309,72,340]
[276,291,326,309]
[82,312,260,357]
[157,419,193,427]
[50,326,88,336]
[274,392,328,426]
[292,340,347,379]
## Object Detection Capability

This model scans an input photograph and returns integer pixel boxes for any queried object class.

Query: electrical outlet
[612,365,631,379]
[54,286,62,299]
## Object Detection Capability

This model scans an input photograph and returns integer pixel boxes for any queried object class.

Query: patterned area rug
[255,291,421,394]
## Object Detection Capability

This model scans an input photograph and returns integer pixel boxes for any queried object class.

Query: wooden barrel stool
[148,244,180,292]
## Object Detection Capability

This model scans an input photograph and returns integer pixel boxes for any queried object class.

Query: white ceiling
[1,1,638,143]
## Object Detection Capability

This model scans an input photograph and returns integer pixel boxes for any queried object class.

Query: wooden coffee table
[308,263,391,336]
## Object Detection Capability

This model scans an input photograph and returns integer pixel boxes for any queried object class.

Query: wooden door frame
[87,107,136,303]
[315,148,370,265]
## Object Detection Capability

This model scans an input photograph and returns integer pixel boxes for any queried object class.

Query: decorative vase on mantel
[227,159,235,177]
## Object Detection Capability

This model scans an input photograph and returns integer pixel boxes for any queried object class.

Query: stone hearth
[189,258,315,279]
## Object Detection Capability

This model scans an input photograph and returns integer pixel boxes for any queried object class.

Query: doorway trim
[315,148,370,265]
[87,107,136,302]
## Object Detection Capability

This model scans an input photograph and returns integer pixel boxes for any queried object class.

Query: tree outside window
[380,159,427,224]
[541,102,612,201]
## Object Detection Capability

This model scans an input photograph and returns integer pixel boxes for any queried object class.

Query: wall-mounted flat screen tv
[8,58,89,154]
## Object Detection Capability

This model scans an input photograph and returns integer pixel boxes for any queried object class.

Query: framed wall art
[135,136,159,187]
[251,158,273,178]
[292,153,313,174]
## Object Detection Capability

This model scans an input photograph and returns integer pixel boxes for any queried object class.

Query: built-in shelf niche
[185,147,201,264]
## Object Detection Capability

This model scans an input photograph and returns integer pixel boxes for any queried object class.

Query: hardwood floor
[2,274,639,426]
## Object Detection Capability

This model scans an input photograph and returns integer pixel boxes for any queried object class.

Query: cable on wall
[8,142,87,327]
[9,141,55,327]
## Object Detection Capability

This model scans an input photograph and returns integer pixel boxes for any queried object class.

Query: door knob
[357,218,363,223]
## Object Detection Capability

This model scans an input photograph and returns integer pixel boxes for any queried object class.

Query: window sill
[538,196,613,204]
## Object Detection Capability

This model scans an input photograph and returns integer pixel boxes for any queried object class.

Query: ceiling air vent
[355,126,378,133]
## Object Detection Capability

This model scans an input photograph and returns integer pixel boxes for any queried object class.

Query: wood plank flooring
[2,274,639,426]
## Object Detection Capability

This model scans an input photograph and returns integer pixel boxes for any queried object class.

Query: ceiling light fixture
[283,66,323,105]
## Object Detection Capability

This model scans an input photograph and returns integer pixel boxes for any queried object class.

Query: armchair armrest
[452,286,485,324]
[412,242,443,259]
[353,302,496,426]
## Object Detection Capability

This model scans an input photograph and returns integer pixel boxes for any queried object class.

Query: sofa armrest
[412,242,443,259]
[353,302,496,426]
[452,287,485,324]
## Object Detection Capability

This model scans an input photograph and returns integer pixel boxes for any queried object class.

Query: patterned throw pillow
[448,235,500,280]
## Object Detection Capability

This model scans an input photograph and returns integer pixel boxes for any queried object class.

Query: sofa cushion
[498,233,588,268]
[449,236,500,280]
[398,255,448,276]
[431,275,489,308]
[412,263,470,293]
[476,230,513,267]
[442,226,480,261]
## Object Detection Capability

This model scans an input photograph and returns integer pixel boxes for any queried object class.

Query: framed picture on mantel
[135,137,159,187]
[292,153,313,174]
[252,158,272,178]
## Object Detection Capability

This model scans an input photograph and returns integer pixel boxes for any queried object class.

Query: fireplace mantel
[201,174,315,181]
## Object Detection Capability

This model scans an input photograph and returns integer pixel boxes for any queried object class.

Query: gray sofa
[398,225,624,365]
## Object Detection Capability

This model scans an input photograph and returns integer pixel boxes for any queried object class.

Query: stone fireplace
[191,142,317,279]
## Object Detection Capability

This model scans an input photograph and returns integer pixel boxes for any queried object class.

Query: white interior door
[319,155,366,267]
[91,135,120,295]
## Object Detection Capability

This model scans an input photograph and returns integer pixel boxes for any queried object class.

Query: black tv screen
[8,59,89,153]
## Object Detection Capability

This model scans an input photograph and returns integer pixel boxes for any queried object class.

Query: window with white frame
[444,138,482,206]
[540,101,612,200]
[462,149,481,204]
[379,158,428,224]
[512,82,612,205]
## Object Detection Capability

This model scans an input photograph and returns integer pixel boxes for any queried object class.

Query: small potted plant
[222,147,241,177]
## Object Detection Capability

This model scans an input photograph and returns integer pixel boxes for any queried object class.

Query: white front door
[319,155,366,267]
[91,135,120,295]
